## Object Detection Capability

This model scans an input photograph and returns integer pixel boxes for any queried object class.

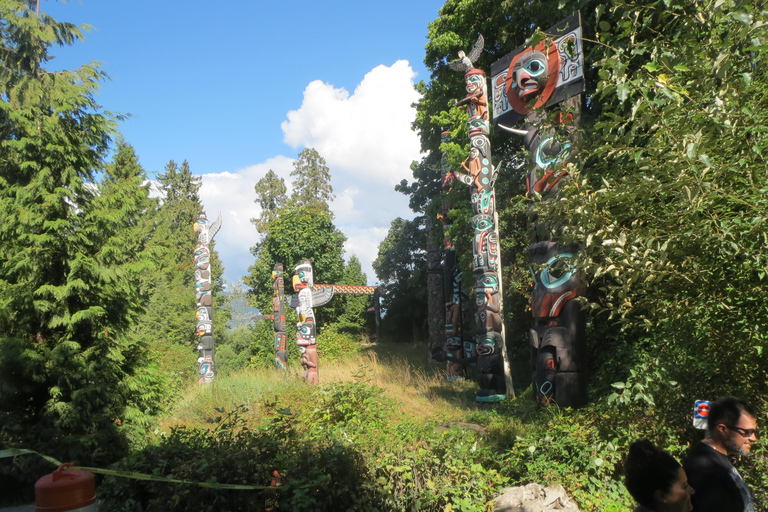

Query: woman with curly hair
[625,440,695,512]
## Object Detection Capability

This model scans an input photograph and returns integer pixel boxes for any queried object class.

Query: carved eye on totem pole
[539,253,578,289]
[297,321,316,345]
[195,254,210,270]
[535,136,571,170]
[475,274,499,308]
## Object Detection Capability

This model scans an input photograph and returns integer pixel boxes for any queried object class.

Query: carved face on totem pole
[292,260,313,290]
[196,322,212,336]
[475,273,500,315]
[490,14,585,129]
[272,264,284,283]
[196,306,211,321]
[505,41,560,116]
[296,321,316,346]
[193,213,207,233]
[476,331,503,356]
[472,214,499,274]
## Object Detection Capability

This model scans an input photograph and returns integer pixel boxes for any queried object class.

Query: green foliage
[506,418,629,511]
[373,217,429,341]
[245,205,346,321]
[289,147,335,219]
[0,0,152,478]
[252,169,288,234]
[213,324,256,375]
[324,254,370,331]
[315,324,363,363]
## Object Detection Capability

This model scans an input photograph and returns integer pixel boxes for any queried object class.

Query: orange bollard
[34,463,97,512]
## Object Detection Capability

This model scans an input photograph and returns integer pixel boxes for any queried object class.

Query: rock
[493,483,580,512]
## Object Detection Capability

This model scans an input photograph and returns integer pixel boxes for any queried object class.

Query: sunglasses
[724,424,759,438]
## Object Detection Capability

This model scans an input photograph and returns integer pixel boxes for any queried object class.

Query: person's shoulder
[684,442,723,471]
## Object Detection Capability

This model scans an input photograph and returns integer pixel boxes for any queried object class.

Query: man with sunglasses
[683,396,758,512]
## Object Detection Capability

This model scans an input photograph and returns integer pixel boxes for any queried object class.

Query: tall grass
[159,342,484,434]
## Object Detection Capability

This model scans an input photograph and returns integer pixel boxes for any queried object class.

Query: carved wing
[287,294,300,310]
[468,35,484,63]
[208,212,223,242]
[312,286,335,307]
[448,59,470,73]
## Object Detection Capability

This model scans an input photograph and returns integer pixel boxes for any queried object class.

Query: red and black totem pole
[491,13,588,407]
[193,212,222,384]
[449,36,514,402]
[272,263,288,369]
[438,131,471,380]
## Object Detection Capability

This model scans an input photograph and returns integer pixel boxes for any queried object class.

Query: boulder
[494,483,580,512]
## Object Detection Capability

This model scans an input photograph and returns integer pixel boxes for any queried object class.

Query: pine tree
[136,159,224,346]
[252,169,288,234]
[289,148,335,219]
[0,1,152,471]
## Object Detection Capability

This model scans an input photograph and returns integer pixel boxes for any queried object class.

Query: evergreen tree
[252,169,288,234]
[289,148,335,219]
[136,159,224,346]
[0,1,152,472]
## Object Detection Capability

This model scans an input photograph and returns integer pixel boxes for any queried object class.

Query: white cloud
[199,61,423,286]
[281,60,423,283]
[198,155,293,285]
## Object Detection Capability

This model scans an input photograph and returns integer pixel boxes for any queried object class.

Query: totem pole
[438,131,469,380]
[272,263,288,369]
[449,36,514,402]
[193,212,222,384]
[491,13,587,407]
[284,260,384,383]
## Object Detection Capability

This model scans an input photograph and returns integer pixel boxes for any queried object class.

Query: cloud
[280,60,423,283]
[199,61,423,286]
[198,155,293,286]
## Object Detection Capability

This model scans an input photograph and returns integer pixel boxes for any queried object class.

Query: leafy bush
[316,324,363,363]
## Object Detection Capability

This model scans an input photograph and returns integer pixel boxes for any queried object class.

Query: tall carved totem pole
[438,131,470,380]
[449,36,514,402]
[281,260,383,382]
[193,212,222,384]
[491,13,587,407]
[272,263,288,369]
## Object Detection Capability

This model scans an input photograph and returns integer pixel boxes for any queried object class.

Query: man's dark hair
[707,396,756,432]
[625,440,681,508]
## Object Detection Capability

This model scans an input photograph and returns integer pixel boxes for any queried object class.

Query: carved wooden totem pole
[193,212,222,384]
[491,13,587,407]
[283,260,384,383]
[449,36,514,402]
[288,261,326,384]
[272,263,288,369]
[438,131,469,380]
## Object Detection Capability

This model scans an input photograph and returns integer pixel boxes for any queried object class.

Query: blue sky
[43,0,446,286]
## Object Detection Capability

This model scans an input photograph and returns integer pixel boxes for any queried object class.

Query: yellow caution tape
[0,448,283,490]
